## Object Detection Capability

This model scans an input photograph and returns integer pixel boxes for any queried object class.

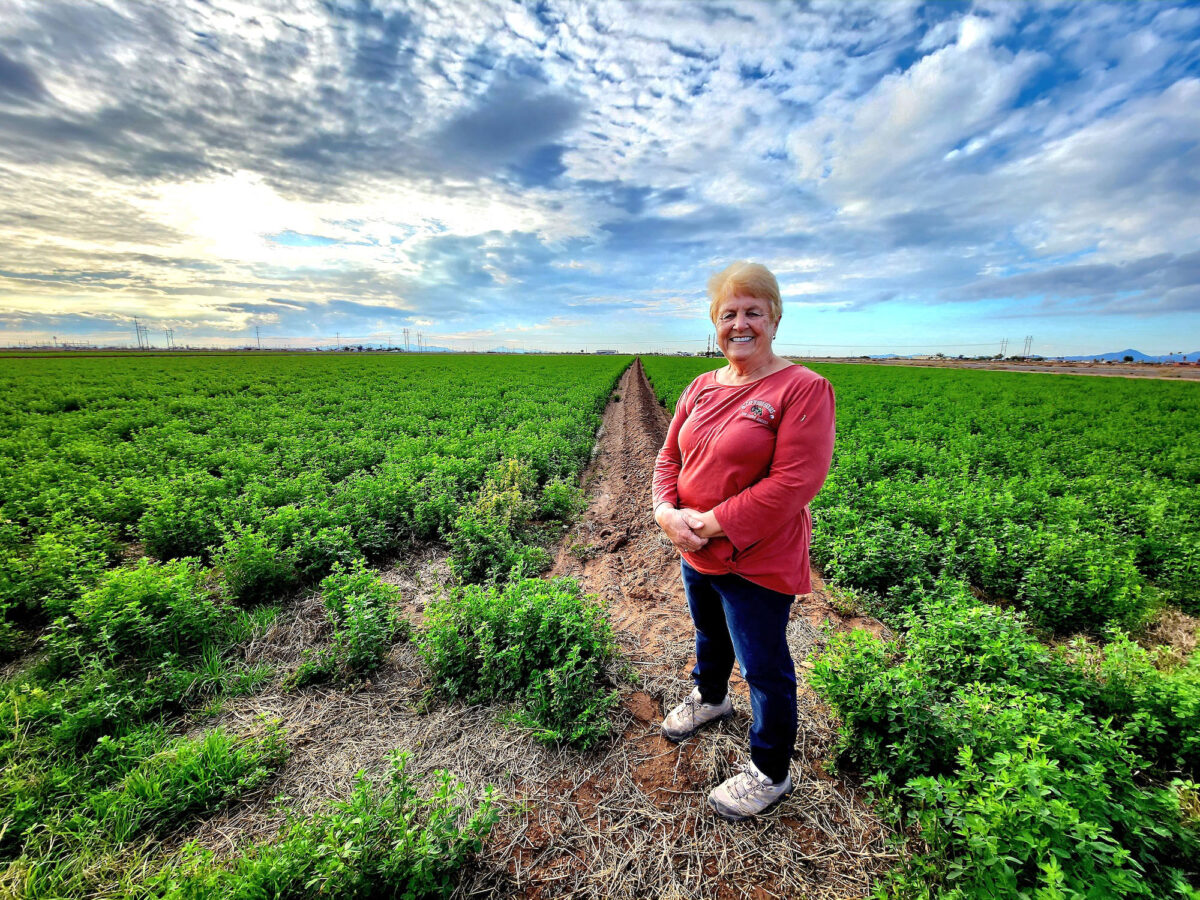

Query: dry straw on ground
[178,573,897,899]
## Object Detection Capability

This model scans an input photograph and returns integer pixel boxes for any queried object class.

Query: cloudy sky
[1,0,1198,355]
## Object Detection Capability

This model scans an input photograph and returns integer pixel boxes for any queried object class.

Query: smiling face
[715,294,779,371]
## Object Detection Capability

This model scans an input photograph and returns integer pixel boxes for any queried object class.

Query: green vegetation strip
[641,357,1200,899]
[420,576,620,749]
[1,354,630,897]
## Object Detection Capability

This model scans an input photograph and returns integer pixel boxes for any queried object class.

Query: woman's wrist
[653,501,675,522]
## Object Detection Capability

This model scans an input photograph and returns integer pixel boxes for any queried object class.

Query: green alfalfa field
[1,351,1197,898]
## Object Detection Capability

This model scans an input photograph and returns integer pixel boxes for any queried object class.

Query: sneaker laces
[679,693,703,726]
[728,763,772,800]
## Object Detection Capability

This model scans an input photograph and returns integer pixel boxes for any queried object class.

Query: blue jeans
[681,559,797,784]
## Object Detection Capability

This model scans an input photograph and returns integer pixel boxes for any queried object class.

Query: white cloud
[0,0,1196,350]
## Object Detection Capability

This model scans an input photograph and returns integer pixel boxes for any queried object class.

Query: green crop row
[813,586,1199,899]
[0,353,629,646]
[1,353,630,897]
[641,357,1199,630]
[640,356,1200,898]
[2,556,614,896]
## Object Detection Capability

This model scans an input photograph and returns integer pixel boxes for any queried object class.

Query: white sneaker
[707,761,792,821]
[660,687,733,742]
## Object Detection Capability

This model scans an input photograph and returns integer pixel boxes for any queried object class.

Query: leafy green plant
[47,558,228,673]
[216,526,301,605]
[138,480,227,563]
[448,458,539,583]
[290,561,407,686]
[419,577,619,748]
[540,478,588,520]
[1061,631,1200,774]
[151,750,496,900]
[810,593,1200,899]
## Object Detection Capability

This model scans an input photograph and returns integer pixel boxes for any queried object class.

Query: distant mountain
[1054,349,1200,363]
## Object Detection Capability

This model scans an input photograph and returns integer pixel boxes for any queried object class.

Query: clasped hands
[654,504,724,553]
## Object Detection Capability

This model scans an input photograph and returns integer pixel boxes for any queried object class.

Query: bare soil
[185,359,897,898]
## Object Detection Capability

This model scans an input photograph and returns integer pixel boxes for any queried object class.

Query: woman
[652,261,835,821]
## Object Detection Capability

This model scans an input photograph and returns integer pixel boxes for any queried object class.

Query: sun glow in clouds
[0,0,1197,355]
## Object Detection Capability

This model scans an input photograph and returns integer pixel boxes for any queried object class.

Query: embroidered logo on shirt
[739,398,777,424]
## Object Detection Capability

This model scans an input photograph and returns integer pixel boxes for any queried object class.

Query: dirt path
[189,359,895,899]
[548,358,692,657]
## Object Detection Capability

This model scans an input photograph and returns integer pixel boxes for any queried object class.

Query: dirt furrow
[549,359,692,657]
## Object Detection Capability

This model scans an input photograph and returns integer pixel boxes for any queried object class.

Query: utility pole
[256,326,262,350]
[336,332,340,350]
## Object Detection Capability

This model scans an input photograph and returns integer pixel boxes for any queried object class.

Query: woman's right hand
[654,505,709,553]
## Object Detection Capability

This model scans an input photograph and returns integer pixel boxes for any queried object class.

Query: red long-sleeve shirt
[652,364,836,595]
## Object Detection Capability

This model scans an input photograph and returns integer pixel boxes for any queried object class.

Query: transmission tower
[403,328,410,351]
[256,326,262,350]
[1022,335,1033,357]
[999,338,1008,357]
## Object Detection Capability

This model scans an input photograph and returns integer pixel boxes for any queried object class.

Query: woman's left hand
[681,508,725,540]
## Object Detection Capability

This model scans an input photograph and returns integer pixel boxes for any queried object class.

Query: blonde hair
[707,261,782,324]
